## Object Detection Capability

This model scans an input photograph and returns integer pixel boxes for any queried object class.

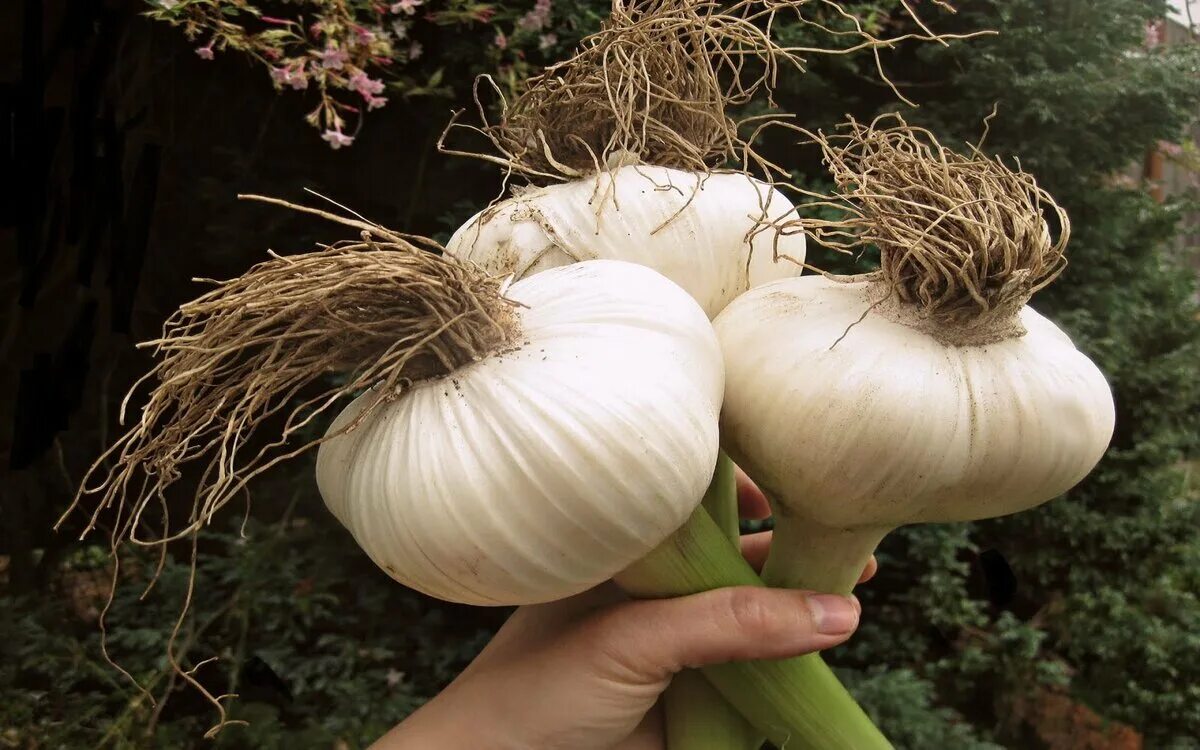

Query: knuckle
[718,587,778,638]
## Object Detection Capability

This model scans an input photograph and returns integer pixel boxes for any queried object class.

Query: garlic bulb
[317,259,724,606]
[446,165,806,318]
[716,274,1115,593]
[714,118,1116,594]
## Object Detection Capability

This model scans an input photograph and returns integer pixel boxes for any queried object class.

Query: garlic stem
[665,671,761,750]
[616,507,891,749]
[701,453,741,542]
[762,519,888,595]
[663,453,761,750]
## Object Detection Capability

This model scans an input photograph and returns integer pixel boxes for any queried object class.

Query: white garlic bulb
[446,166,806,318]
[317,260,724,605]
[715,274,1116,593]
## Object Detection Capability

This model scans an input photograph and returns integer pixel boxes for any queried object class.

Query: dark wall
[1,0,501,591]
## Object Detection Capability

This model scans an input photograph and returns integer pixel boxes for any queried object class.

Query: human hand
[373,470,876,750]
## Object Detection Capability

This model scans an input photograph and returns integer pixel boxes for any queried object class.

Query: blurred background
[2,1,1198,747]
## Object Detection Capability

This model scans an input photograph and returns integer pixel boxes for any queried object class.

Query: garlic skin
[714,274,1115,591]
[316,260,724,606]
[446,166,806,318]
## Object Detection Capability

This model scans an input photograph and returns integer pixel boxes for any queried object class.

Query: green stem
[615,507,891,750]
[662,453,762,750]
[665,670,762,750]
[762,518,888,595]
[703,453,740,541]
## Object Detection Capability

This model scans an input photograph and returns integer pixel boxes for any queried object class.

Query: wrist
[371,694,511,750]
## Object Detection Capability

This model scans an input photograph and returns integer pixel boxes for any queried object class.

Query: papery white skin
[317,260,724,606]
[715,274,1116,593]
[446,165,806,318]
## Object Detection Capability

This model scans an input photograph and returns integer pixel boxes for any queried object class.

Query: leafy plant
[145,0,579,145]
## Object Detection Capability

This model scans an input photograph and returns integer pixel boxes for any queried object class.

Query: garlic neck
[863,275,1028,348]
[387,284,521,385]
[761,518,889,595]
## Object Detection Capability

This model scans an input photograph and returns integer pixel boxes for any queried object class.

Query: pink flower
[195,41,215,60]
[321,129,355,149]
[391,19,409,40]
[538,33,557,51]
[365,94,389,110]
[353,25,378,44]
[408,41,424,60]
[391,0,424,16]
[519,0,552,30]
[318,46,350,70]
[494,31,508,50]
[1145,20,1165,49]
[349,71,385,96]
[270,62,309,90]
[1159,140,1184,158]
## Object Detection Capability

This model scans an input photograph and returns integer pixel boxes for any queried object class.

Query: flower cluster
[518,0,552,31]
[146,0,564,148]
[485,0,558,74]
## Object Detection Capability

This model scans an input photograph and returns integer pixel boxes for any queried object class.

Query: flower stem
[615,506,891,749]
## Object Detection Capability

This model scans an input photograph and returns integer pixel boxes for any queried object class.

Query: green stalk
[665,670,761,750]
[662,453,761,750]
[762,517,887,595]
[615,506,891,749]
[703,453,740,541]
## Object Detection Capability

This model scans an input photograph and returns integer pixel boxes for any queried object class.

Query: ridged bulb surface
[446,166,806,318]
[317,260,724,606]
[715,275,1115,530]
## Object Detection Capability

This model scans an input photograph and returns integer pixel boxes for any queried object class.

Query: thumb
[574,587,860,684]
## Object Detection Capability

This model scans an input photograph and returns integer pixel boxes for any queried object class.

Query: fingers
[734,465,771,520]
[739,531,772,572]
[858,556,878,584]
[578,587,860,683]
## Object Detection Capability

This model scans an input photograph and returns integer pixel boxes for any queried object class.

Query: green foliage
[840,667,1004,750]
[1,500,496,748]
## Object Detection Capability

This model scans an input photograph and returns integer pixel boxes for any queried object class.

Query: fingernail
[808,594,859,635]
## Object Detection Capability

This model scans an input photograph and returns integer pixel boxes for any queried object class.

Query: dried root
[63,197,517,549]
[441,0,985,183]
[56,197,518,732]
[793,113,1069,342]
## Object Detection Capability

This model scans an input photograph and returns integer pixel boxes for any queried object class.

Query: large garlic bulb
[714,274,1116,593]
[317,260,724,606]
[446,166,806,318]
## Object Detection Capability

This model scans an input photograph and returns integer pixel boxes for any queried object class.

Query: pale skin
[374,469,878,750]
